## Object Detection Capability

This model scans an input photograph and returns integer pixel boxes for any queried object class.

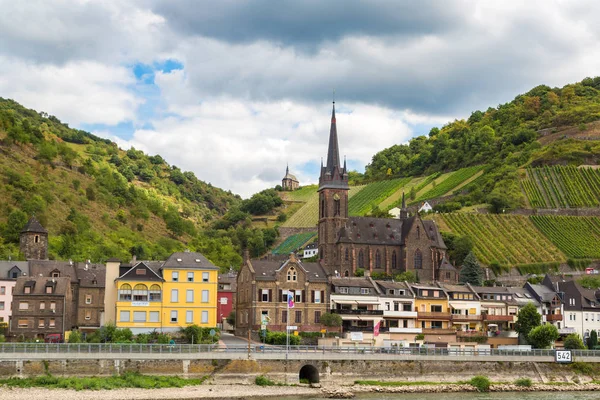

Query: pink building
[0,261,30,327]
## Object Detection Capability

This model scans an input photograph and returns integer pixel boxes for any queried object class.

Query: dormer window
[287,267,297,282]
[52,272,60,278]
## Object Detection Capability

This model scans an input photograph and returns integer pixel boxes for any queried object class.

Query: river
[285,393,600,400]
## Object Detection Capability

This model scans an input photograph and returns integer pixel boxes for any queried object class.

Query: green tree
[459,252,483,285]
[527,324,559,349]
[563,333,585,350]
[68,329,83,343]
[320,312,342,327]
[394,271,417,283]
[226,311,236,327]
[514,303,541,341]
[589,330,598,349]
[3,210,28,243]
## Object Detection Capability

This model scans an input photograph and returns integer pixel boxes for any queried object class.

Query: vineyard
[416,165,485,202]
[530,215,600,259]
[522,166,600,208]
[348,177,412,216]
[280,185,318,202]
[272,231,317,255]
[282,185,365,228]
[442,213,565,266]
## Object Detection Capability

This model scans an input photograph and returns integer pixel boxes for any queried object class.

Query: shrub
[470,375,490,392]
[255,375,275,386]
[514,377,532,387]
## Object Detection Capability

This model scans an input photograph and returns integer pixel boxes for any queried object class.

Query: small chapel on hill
[317,102,456,283]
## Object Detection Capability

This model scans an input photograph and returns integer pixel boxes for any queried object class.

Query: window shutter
[268,289,272,302]
[311,290,315,303]
[321,291,325,303]
[302,290,305,303]
[279,290,283,302]
[258,288,261,299]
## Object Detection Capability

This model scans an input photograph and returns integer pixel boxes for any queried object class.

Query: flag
[374,321,380,337]
[287,293,295,309]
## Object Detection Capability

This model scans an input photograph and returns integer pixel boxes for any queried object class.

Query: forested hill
[364,77,600,212]
[0,97,242,263]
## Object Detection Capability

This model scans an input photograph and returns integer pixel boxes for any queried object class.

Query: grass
[0,372,207,391]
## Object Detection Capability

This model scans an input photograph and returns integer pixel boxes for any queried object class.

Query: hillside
[0,97,242,264]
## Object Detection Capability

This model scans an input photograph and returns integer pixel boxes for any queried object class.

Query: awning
[487,324,498,327]
[332,299,380,305]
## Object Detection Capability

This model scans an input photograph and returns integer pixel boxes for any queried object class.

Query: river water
[286,393,599,400]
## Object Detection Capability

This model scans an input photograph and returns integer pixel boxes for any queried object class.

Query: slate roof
[14,276,70,296]
[304,242,318,250]
[508,287,540,306]
[439,257,456,271]
[20,217,47,234]
[29,260,78,283]
[422,220,447,250]
[527,284,560,303]
[332,277,376,288]
[376,281,414,298]
[163,251,219,270]
[117,261,164,282]
[338,217,403,245]
[0,261,29,279]
[438,282,472,293]
[250,258,328,283]
[77,264,106,288]
[319,103,349,190]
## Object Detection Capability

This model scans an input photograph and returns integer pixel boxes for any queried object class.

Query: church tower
[19,216,48,260]
[318,102,349,274]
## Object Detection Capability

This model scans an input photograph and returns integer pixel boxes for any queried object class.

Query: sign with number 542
[555,350,572,363]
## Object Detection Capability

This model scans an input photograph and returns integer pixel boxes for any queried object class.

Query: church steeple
[400,192,409,220]
[319,102,349,191]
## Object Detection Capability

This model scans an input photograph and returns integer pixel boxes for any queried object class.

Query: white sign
[287,326,298,330]
[351,332,364,341]
[555,350,572,363]
[261,324,266,330]
[131,301,149,307]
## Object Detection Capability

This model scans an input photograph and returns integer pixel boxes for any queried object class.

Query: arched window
[149,284,162,302]
[321,199,325,218]
[414,249,422,270]
[358,250,365,268]
[375,250,382,269]
[344,270,349,277]
[416,226,420,239]
[344,248,349,261]
[133,284,148,301]
[287,267,297,282]
[119,284,132,301]
[334,198,340,216]
[391,251,397,269]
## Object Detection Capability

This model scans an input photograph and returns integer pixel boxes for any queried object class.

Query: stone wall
[0,358,589,385]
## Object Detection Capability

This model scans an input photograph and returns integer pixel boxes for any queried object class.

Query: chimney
[132,255,137,264]
[243,248,250,262]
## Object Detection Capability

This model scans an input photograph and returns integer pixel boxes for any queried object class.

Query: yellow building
[411,284,452,331]
[108,252,219,334]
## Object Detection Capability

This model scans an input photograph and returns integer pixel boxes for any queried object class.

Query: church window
[375,250,382,269]
[334,198,340,215]
[344,270,349,277]
[416,226,420,239]
[321,199,325,218]
[391,251,397,269]
[414,249,422,269]
[358,250,365,268]
[344,248,349,261]
[287,267,297,282]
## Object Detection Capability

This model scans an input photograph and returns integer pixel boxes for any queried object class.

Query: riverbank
[2,382,600,400]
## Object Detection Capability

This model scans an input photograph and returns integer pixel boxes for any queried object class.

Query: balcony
[389,327,422,334]
[451,314,483,322]
[545,313,563,322]
[483,314,514,322]
[383,310,418,318]
[457,331,485,338]
[417,312,451,320]
[331,309,383,316]
[421,328,456,335]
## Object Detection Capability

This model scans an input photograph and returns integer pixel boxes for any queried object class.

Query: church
[317,103,456,283]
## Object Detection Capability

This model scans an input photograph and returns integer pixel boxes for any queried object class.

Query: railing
[0,343,599,358]
[421,328,456,335]
[417,312,451,320]
[484,315,514,322]
[331,309,383,316]
[456,331,486,337]
[545,313,563,322]
[451,314,483,321]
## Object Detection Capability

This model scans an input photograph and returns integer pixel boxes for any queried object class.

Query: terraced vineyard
[530,215,600,259]
[272,232,317,255]
[348,177,412,216]
[522,166,600,208]
[416,165,485,201]
[442,213,565,266]
[282,185,365,228]
[280,185,318,202]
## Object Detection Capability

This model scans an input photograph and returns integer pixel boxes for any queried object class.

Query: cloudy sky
[1,1,600,197]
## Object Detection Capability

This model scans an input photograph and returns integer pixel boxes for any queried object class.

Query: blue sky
[1,1,599,197]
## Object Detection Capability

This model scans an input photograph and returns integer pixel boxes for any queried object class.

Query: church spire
[326,102,340,173]
[319,101,349,191]
[400,192,409,220]
[286,163,289,175]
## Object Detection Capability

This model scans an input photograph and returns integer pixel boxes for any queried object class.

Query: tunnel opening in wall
[299,364,319,384]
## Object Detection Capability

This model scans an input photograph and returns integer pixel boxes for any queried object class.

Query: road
[219,332,250,348]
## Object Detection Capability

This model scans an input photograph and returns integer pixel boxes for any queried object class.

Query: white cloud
[0,57,141,125]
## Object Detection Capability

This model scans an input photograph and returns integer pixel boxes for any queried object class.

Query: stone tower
[19,216,48,260]
[318,102,349,274]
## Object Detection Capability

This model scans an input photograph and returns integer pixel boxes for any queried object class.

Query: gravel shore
[0,385,321,400]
